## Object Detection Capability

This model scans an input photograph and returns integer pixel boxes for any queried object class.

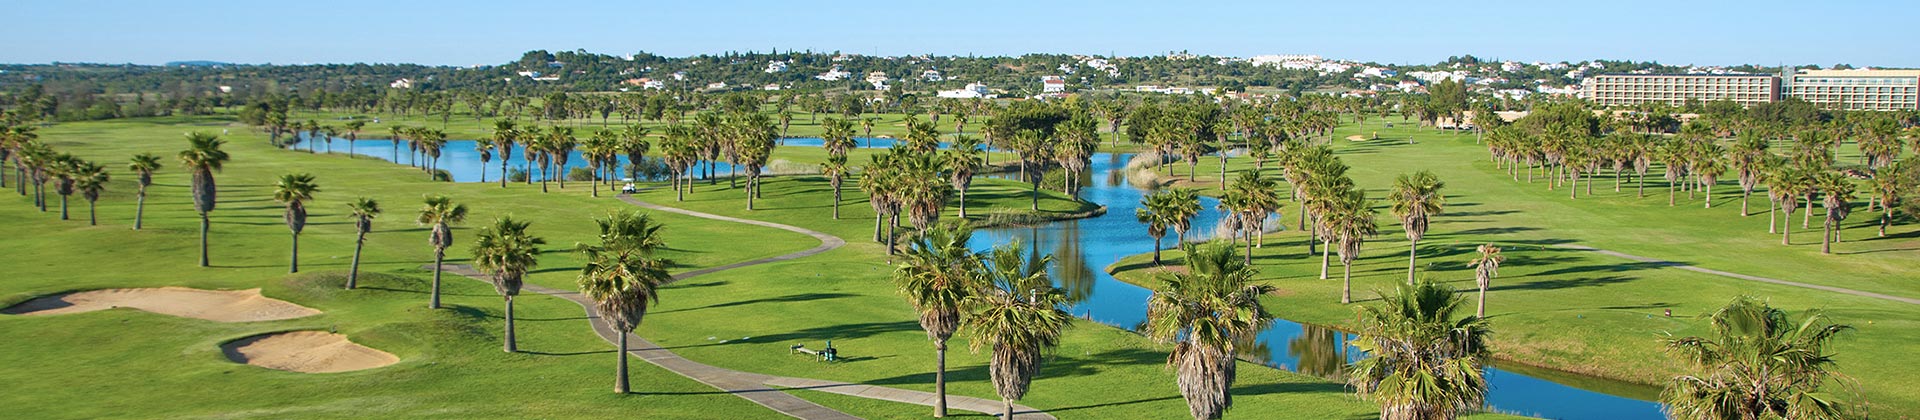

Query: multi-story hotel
[1581,69,1920,111]
[1786,69,1920,111]
[1581,74,1781,107]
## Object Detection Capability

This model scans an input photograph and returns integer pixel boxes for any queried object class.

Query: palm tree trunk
[874,213,885,243]
[615,331,630,393]
[501,161,510,188]
[290,232,300,273]
[832,186,841,219]
[134,192,147,230]
[1703,184,1713,208]
[1004,398,1014,420]
[199,214,211,267]
[88,200,97,225]
[60,195,69,220]
[430,250,444,309]
[1341,261,1353,304]
[348,232,365,289]
[1769,196,1778,233]
[1477,284,1488,318]
[956,187,967,219]
[935,339,949,418]
[1319,243,1331,280]
[1803,199,1813,229]
[1822,219,1833,254]
[1782,206,1793,245]
[504,296,517,353]
[1152,235,1163,264]
[1407,241,1418,284]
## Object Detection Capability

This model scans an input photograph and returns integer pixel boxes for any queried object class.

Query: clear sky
[9,0,1918,67]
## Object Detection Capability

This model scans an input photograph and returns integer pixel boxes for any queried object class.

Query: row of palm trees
[182,128,679,393]
[1483,124,1909,254]
[892,222,1071,418]
[1,132,113,225]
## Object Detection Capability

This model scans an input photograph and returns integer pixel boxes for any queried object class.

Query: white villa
[1041,75,1066,93]
[922,69,943,82]
[937,82,994,99]
[816,65,852,81]
[389,78,414,89]
[764,61,789,73]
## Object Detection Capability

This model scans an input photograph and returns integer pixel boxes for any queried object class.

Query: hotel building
[1581,74,1781,107]
[1786,69,1920,111]
[1582,69,1920,111]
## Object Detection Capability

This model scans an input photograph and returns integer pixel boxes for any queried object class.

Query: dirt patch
[221,331,398,373]
[2,287,320,322]
[1345,135,1366,141]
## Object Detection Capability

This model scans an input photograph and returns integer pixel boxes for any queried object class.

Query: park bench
[789,341,839,362]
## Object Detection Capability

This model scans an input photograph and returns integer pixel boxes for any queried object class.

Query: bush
[626,157,670,181]
[567,167,596,182]
[508,169,529,183]
[431,169,452,182]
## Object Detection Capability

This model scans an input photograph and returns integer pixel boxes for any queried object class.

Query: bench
[789,341,839,362]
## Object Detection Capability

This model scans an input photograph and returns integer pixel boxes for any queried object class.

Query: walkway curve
[1554,244,1920,306]
[435,193,1054,420]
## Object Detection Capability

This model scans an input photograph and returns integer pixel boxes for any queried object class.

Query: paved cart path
[432,194,1053,420]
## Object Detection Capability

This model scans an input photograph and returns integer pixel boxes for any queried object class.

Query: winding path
[1554,244,1920,306]
[436,193,1054,420]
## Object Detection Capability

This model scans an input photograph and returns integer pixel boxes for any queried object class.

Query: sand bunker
[2,287,320,322]
[1346,135,1367,141]
[221,331,398,373]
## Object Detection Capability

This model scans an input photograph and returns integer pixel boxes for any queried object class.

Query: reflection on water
[1287,324,1352,380]
[969,152,1667,420]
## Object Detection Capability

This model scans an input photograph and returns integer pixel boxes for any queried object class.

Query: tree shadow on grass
[658,320,921,350]
[651,292,859,314]
[1527,261,1674,278]
[1488,275,1635,292]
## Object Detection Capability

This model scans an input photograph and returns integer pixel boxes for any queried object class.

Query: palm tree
[822,155,849,219]
[178,132,230,267]
[418,195,469,309]
[1389,171,1445,283]
[1348,278,1493,420]
[345,197,381,289]
[965,239,1071,419]
[548,127,577,190]
[1817,172,1855,254]
[620,124,652,185]
[1166,188,1202,244]
[344,120,365,158]
[1469,244,1503,318]
[476,137,496,184]
[892,222,983,418]
[490,120,519,188]
[1773,166,1811,245]
[388,125,407,164]
[945,136,985,218]
[1137,190,1177,264]
[128,153,161,230]
[576,211,673,394]
[1662,296,1854,420]
[1144,242,1274,420]
[50,153,78,220]
[73,160,109,226]
[273,173,320,273]
[473,216,545,353]
[1325,190,1379,304]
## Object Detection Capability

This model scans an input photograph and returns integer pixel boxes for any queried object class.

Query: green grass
[0,114,1479,419]
[1110,117,1920,415]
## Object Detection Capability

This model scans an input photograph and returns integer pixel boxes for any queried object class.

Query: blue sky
[8,0,1918,67]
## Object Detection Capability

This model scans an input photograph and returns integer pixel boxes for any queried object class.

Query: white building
[762,83,783,91]
[922,69,943,82]
[816,65,852,81]
[1041,75,1067,93]
[937,82,994,99]
[671,71,688,81]
[389,78,414,89]
[764,61,789,73]
[705,82,727,90]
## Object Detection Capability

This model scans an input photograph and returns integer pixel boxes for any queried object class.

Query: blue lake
[294,135,1668,419]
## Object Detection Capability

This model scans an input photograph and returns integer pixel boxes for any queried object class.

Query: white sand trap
[221,331,398,373]
[1346,135,1367,141]
[2,287,320,322]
